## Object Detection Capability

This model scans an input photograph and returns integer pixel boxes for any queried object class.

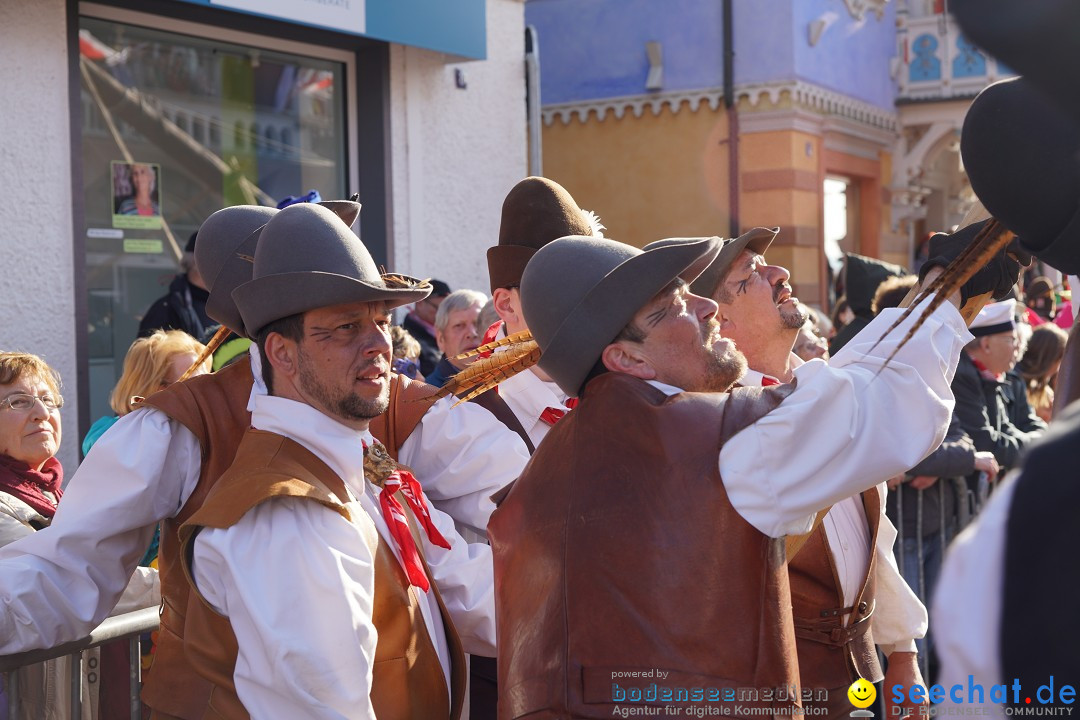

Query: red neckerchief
[760,376,781,387]
[363,441,450,593]
[539,397,579,426]
[0,454,62,519]
[476,320,504,359]
[971,357,1004,383]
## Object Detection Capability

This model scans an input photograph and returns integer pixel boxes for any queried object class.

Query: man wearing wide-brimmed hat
[177,202,495,718]
[0,200,529,719]
[666,228,930,718]
[478,176,606,449]
[488,231,1014,719]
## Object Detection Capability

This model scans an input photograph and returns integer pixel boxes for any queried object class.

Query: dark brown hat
[520,235,721,397]
[195,201,362,338]
[232,203,430,337]
[487,177,602,293]
[644,227,778,299]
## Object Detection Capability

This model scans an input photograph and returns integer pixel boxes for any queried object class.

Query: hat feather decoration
[581,209,606,238]
[430,330,541,405]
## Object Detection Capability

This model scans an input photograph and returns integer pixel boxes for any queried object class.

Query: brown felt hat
[520,235,721,397]
[232,203,430,337]
[196,201,363,338]
[644,227,778,299]
[487,177,601,293]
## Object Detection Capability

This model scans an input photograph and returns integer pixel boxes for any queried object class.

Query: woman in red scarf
[0,351,64,543]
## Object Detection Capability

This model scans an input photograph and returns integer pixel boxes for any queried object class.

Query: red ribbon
[476,320,504,359]
[375,466,451,593]
[761,376,781,387]
[539,398,578,426]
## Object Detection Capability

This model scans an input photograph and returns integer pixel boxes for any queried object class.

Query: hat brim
[487,244,538,293]
[695,228,778,298]
[540,237,721,397]
[233,272,431,337]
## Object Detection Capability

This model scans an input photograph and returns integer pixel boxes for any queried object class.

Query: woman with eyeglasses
[0,351,163,718]
[0,352,89,717]
[0,352,66,543]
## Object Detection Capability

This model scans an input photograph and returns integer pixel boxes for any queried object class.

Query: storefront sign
[211,0,365,36]
[174,0,486,59]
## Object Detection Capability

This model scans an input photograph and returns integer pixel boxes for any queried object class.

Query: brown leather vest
[789,490,883,708]
[178,430,464,719]
[141,364,437,718]
[489,374,800,720]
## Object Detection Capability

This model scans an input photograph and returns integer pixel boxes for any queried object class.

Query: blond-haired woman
[83,330,210,454]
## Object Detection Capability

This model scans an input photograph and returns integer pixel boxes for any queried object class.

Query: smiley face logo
[848,678,877,709]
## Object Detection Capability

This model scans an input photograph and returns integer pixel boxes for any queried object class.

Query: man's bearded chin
[299,356,390,422]
[775,285,810,330]
[702,319,748,392]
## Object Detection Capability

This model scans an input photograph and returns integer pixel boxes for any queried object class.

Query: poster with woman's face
[112,161,163,230]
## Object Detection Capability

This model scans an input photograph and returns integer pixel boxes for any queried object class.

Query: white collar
[250,394,370,497]
[645,379,684,397]
[740,352,803,387]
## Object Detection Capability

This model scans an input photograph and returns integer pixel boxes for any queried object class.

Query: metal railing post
[130,636,142,720]
[6,669,18,718]
[70,650,83,719]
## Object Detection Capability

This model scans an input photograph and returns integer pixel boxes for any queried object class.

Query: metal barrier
[0,607,159,720]
[892,477,976,682]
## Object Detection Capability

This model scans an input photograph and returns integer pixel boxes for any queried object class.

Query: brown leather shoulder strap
[468,389,536,454]
[720,383,797,445]
[370,373,440,460]
[142,358,253,448]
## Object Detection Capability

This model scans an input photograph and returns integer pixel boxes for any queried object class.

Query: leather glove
[918,219,1025,304]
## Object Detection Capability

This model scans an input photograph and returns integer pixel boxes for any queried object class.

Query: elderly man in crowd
[489,227,1019,718]
[671,227,931,717]
[954,297,1045,486]
[0,200,529,719]
[425,289,487,388]
[403,278,452,377]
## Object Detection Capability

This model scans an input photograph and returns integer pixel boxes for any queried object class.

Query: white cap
[970,298,1017,337]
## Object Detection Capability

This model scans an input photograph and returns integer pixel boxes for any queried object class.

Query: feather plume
[581,209,606,238]
[458,329,535,359]
[382,273,431,291]
[431,338,542,405]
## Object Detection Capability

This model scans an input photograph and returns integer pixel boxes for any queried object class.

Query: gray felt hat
[195,201,363,338]
[232,203,430,337]
[644,227,778,299]
[520,235,721,397]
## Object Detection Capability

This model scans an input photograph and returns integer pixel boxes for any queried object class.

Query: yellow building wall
[541,104,731,248]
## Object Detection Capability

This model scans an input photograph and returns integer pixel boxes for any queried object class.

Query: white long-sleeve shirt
[192,394,496,719]
[497,364,573,448]
[0,349,528,653]
[741,353,927,654]
[716,299,970,539]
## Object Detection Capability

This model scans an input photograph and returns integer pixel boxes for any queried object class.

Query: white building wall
[389,0,527,296]
[0,0,80,472]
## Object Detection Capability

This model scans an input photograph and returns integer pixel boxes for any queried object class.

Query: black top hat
[961,77,1080,274]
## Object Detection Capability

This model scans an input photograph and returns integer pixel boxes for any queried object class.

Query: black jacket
[402,313,442,378]
[138,274,211,339]
[950,353,1042,473]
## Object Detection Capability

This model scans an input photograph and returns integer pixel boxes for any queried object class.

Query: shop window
[78,15,347,423]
